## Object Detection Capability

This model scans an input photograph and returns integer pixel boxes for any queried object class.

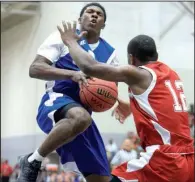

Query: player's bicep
[32,55,53,66]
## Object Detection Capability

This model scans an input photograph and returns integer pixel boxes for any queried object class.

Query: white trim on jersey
[151,120,171,145]
[44,92,63,106]
[129,66,171,145]
[47,110,56,127]
[126,145,159,173]
[106,50,119,66]
[118,177,138,182]
[130,66,158,121]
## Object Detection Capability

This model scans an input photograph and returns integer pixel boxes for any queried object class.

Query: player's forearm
[67,40,98,73]
[67,41,128,83]
[29,60,75,81]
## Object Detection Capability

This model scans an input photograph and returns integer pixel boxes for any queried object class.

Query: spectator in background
[111,138,137,169]
[133,137,143,158]
[105,138,118,162]
[1,160,13,182]
[127,131,136,140]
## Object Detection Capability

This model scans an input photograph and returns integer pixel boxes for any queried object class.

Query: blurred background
[1,2,194,182]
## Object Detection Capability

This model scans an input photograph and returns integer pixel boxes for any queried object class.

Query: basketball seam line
[87,83,118,95]
[83,85,115,106]
[81,90,93,109]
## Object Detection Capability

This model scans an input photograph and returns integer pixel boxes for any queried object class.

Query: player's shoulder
[155,61,180,77]
[141,61,171,74]
[44,30,67,48]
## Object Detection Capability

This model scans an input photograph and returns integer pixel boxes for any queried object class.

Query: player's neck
[86,32,100,44]
[86,35,99,44]
[136,61,154,67]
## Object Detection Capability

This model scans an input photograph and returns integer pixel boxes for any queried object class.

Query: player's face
[79,6,105,34]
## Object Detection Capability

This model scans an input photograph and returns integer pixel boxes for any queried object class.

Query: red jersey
[129,61,194,153]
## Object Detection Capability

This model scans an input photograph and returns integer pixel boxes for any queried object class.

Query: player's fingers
[111,106,117,116]
[73,21,77,31]
[78,80,82,89]
[111,108,116,116]
[119,116,125,124]
[116,115,120,121]
[119,119,125,124]
[81,77,89,86]
[115,111,120,120]
[112,106,119,117]
[62,21,67,32]
[67,21,72,30]
[57,25,63,35]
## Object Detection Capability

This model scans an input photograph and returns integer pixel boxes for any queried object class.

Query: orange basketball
[80,78,118,112]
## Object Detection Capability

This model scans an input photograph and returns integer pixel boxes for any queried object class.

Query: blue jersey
[37,31,119,101]
[36,30,119,176]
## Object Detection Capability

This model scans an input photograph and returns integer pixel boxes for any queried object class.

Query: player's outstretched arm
[57,21,147,86]
[68,46,142,85]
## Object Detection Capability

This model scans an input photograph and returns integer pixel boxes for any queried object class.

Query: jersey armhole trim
[131,66,157,97]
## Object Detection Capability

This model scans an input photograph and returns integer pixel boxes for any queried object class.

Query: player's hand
[57,21,87,45]
[111,98,132,124]
[71,71,90,88]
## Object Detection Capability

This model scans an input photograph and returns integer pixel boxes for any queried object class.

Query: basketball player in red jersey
[57,21,194,182]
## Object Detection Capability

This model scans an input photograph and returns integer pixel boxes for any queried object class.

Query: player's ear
[128,54,133,65]
[131,55,137,66]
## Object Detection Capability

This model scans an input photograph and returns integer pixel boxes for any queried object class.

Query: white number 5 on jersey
[165,80,188,112]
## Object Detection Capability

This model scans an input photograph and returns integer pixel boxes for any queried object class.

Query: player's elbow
[29,63,39,78]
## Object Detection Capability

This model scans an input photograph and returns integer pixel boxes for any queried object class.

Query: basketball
[80,78,118,112]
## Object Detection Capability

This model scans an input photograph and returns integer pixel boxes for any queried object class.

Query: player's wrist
[63,70,77,80]
[65,39,77,48]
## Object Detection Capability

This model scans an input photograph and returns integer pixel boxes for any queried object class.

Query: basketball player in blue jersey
[17,3,120,182]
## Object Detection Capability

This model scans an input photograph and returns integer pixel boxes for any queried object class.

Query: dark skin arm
[68,43,145,85]
[29,55,76,80]
[57,21,151,90]
[29,54,89,86]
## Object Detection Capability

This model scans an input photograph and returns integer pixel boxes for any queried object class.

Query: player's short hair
[127,35,158,62]
[80,3,107,22]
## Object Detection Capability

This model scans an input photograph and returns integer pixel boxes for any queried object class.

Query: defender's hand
[57,21,87,46]
[112,98,132,124]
